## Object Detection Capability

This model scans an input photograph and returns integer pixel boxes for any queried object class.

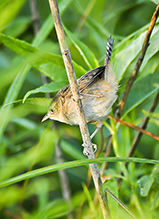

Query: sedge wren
[42,36,118,138]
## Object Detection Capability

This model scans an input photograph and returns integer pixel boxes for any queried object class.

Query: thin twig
[18,1,41,211]
[29,0,51,98]
[108,115,159,141]
[56,143,74,219]
[117,3,159,116]
[19,1,52,211]
[29,0,40,35]
[100,3,159,176]
[48,0,111,218]
[76,0,97,31]
[106,188,139,219]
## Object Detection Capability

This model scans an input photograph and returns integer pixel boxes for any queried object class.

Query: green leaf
[0,33,86,80]
[113,33,144,81]
[0,127,57,182]
[74,1,111,38]
[0,62,31,147]
[140,28,159,71]
[142,109,159,127]
[0,0,26,30]
[122,71,159,117]
[105,179,118,219]
[150,165,159,210]
[150,190,159,210]
[112,25,159,82]
[0,97,51,154]
[139,55,159,79]
[0,11,56,141]
[10,98,52,119]
[32,0,73,46]
[65,27,99,69]
[0,157,158,187]
[151,164,159,183]
[4,16,31,37]
[137,175,154,197]
[23,81,68,102]
[82,183,97,216]
[0,57,25,91]
[151,0,159,4]
[32,13,54,46]
[60,139,85,160]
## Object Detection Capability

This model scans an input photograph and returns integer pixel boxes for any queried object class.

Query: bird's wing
[78,66,105,93]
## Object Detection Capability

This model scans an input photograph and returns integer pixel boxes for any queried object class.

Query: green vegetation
[0,0,159,218]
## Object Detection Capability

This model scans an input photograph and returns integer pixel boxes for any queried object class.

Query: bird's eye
[50,109,54,113]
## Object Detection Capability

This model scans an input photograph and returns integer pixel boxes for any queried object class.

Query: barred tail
[104,36,114,66]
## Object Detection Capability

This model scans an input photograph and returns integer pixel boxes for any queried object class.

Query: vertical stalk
[48,0,111,218]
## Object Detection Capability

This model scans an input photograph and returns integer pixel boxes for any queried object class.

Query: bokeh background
[0,0,159,218]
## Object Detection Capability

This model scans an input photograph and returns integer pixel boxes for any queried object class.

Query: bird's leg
[82,121,103,155]
[90,121,103,139]
[82,142,97,154]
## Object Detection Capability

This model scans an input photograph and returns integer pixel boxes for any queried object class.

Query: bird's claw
[82,142,97,156]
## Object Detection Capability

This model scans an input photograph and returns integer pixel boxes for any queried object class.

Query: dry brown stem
[108,114,159,141]
[48,0,111,218]
[117,3,159,115]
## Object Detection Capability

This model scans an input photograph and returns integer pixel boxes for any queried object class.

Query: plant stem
[117,3,159,115]
[48,0,111,218]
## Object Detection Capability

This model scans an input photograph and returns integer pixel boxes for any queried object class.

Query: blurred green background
[0,0,159,218]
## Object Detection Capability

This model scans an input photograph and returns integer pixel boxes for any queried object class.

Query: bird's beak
[41,113,50,122]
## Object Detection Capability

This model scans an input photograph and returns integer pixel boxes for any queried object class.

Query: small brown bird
[42,37,118,138]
